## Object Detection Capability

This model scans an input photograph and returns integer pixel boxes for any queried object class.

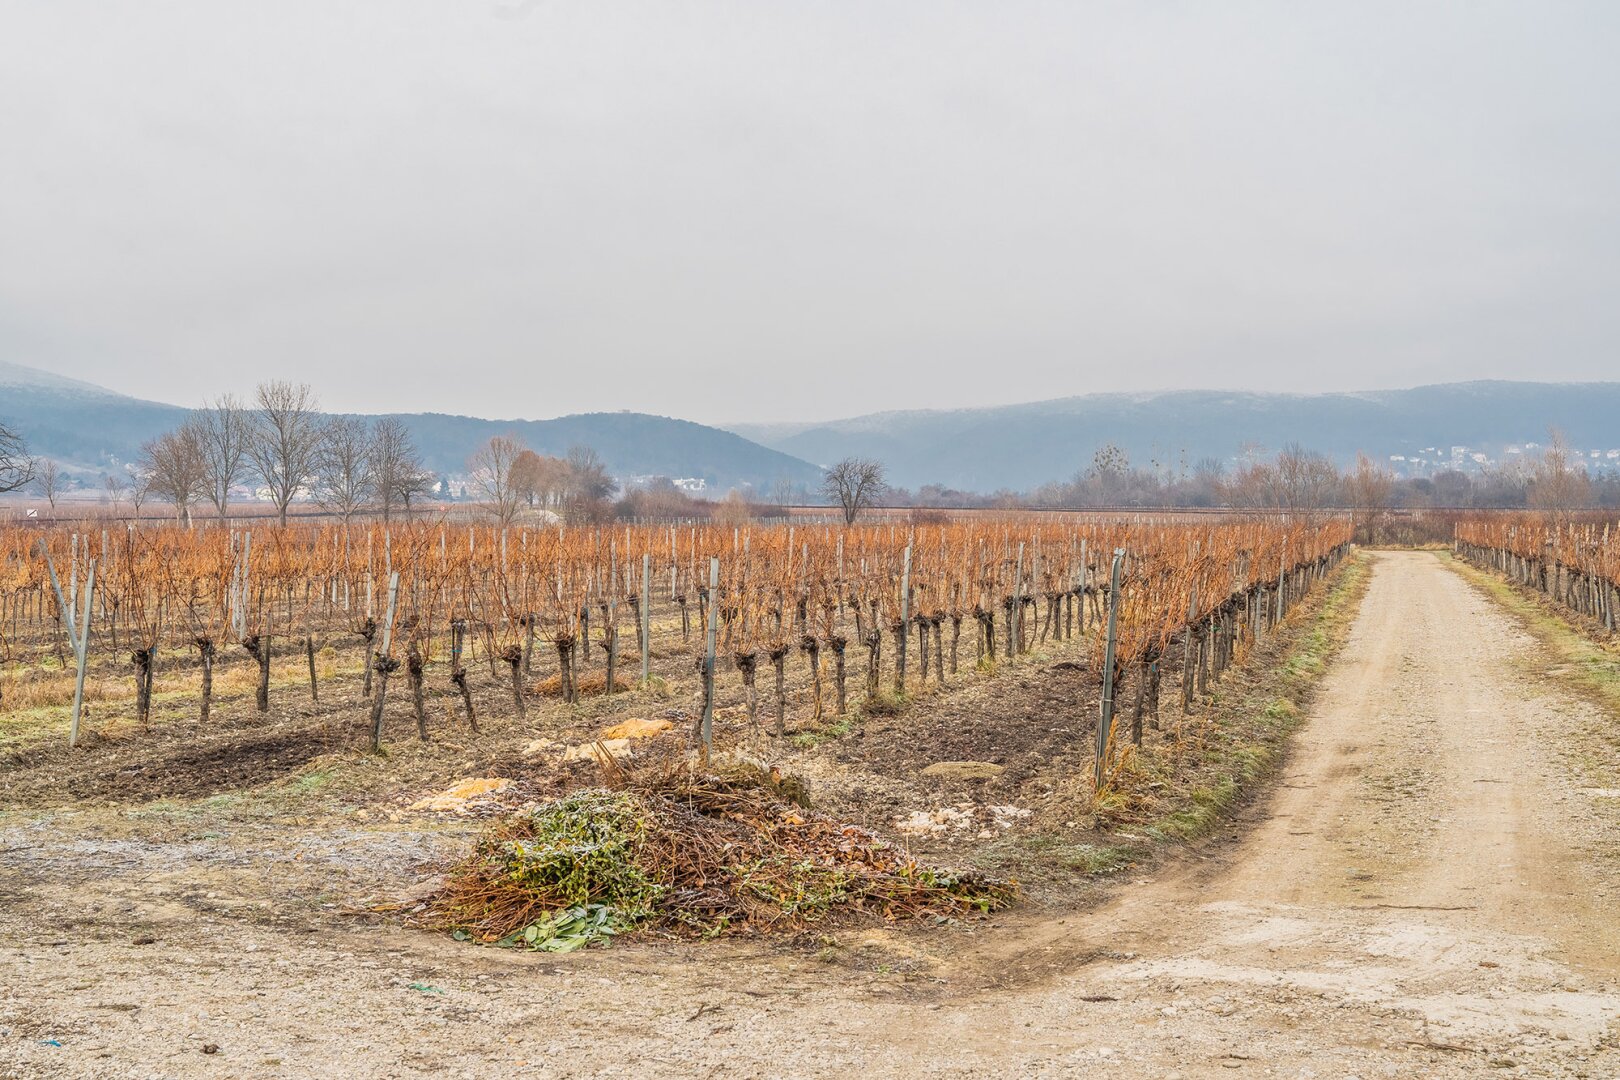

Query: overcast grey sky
[2,2,1617,424]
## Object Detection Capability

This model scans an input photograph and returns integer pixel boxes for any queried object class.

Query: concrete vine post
[369,571,401,752]
[700,556,720,764]
[641,552,652,685]
[1181,580,1199,713]
[1095,548,1125,794]
[1276,542,1288,626]
[1013,541,1025,655]
[605,541,618,696]
[895,544,911,694]
[1078,539,1089,633]
[42,545,95,748]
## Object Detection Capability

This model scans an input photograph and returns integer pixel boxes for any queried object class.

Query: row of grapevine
[1454,514,1620,632]
[0,516,1353,766]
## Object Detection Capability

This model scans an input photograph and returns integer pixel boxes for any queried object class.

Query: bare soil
[5,551,1620,1077]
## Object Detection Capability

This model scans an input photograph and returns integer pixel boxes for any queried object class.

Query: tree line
[465,437,617,526]
[0,382,632,527]
[7,389,1612,525]
[130,382,435,525]
[860,437,1617,514]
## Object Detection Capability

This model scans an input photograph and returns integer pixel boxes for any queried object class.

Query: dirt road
[5,550,1620,1078]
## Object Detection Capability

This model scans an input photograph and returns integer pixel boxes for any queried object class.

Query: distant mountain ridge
[0,361,823,493]
[0,359,126,399]
[5,363,1617,497]
[726,381,1620,491]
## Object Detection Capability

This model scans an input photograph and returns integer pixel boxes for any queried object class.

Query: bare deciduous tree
[770,477,798,509]
[616,477,695,520]
[468,434,526,526]
[821,457,887,525]
[510,449,544,508]
[317,415,374,525]
[564,445,615,522]
[370,417,433,522]
[102,471,127,515]
[1071,444,1134,506]
[1221,444,1340,512]
[1220,456,1277,510]
[1274,443,1342,512]
[512,449,570,513]
[1344,452,1394,543]
[247,381,326,526]
[0,421,35,493]
[34,458,62,510]
[142,423,209,525]
[1529,428,1591,523]
[713,489,754,526]
[193,394,252,518]
[128,468,152,518]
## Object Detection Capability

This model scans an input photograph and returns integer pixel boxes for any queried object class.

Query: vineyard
[3,516,1349,774]
[0,511,1365,983]
[1455,513,1620,631]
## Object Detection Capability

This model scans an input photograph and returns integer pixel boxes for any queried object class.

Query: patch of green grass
[791,715,855,749]
[1282,653,1321,680]
[125,798,185,817]
[1442,552,1620,711]
[1262,697,1300,721]
[287,767,339,795]
[1149,762,1252,841]
[0,707,64,748]
[1057,842,1136,875]
[860,688,909,717]
[636,675,671,700]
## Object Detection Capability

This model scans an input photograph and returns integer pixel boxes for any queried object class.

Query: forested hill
[8,362,1618,497]
[728,381,1620,491]
[0,361,822,493]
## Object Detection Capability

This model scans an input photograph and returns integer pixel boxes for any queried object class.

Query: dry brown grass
[1,649,355,714]
[530,671,635,698]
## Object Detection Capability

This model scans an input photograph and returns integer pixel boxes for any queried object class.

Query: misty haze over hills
[727,382,1620,492]
[2,360,1617,498]
[0,361,821,495]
